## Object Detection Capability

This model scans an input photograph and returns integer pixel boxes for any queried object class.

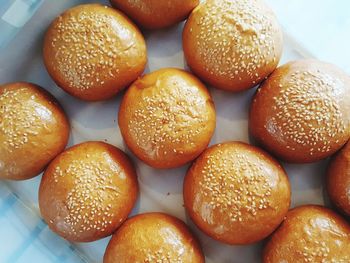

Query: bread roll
[0,82,69,180]
[104,212,204,263]
[327,141,350,216]
[184,141,291,245]
[39,141,139,242]
[110,0,199,29]
[183,0,283,91]
[119,68,216,169]
[263,205,350,263]
[250,59,350,163]
[43,4,147,101]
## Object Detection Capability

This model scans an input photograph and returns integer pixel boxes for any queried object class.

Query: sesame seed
[143,248,183,263]
[298,231,335,262]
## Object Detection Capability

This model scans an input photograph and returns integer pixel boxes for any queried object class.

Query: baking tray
[0,1,329,262]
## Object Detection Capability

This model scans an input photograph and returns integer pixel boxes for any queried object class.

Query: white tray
[0,1,329,263]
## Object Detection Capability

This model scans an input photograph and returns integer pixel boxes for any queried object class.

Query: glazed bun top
[43,4,147,101]
[118,68,216,169]
[104,212,204,263]
[263,205,350,263]
[0,82,69,180]
[327,141,350,216]
[250,59,350,163]
[183,0,283,91]
[39,141,139,242]
[110,0,199,29]
[184,142,291,245]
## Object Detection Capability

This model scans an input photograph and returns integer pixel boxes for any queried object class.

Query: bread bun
[43,4,147,101]
[250,59,350,163]
[103,212,204,263]
[39,141,138,242]
[0,82,69,180]
[327,141,350,216]
[183,0,283,92]
[118,68,216,169]
[183,141,291,245]
[110,0,199,29]
[263,205,350,263]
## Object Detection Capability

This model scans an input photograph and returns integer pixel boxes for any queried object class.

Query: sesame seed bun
[103,212,204,263]
[0,82,69,180]
[183,0,283,92]
[110,0,199,29]
[118,68,216,169]
[327,141,350,217]
[263,205,350,263]
[183,141,291,245]
[39,141,139,242]
[43,4,147,101]
[250,59,350,163]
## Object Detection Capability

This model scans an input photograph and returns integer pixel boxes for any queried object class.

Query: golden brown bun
[183,141,291,245]
[103,212,204,263]
[0,82,69,180]
[263,205,350,263]
[250,59,350,163]
[118,68,216,169]
[183,0,283,92]
[39,141,139,242]
[110,0,199,29]
[43,4,147,101]
[327,141,350,216]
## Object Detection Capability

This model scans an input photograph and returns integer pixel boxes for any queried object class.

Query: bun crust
[183,0,283,91]
[110,0,199,29]
[118,68,216,169]
[103,212,204,263]
[43,4,147,101]
[263,205,350,263]
[183,141,291,245]
[327,141,350,216]
[39,141,139,242]
[0,82,69,180]
[250,59,350,163]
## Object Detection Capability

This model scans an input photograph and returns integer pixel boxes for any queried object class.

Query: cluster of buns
[1,0,350,262]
